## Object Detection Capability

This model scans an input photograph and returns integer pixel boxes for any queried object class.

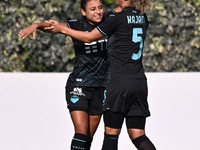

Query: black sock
[132,135,156,150]
[102,133,119,150]
[71,133,87,150]
[85,138,92,150]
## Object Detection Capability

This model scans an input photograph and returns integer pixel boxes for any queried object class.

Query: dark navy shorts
[66,86,105,115]
[103,78,151,117]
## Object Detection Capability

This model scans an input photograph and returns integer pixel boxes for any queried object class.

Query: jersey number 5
[131,28,143,60]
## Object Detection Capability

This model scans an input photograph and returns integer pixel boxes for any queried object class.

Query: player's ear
[81,8,86,17]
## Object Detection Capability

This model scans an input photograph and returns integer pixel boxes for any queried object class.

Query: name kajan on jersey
[127,15,145,24]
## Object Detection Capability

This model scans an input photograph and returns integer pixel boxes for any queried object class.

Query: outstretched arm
[18,21,55,39]
[45,20,104,43]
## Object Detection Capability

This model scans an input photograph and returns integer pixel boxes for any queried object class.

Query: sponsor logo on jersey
[84,39,107,53]
[70,87,85,103]
[69,19,77,22]
[76,78,83,82]
[109,14,115,17]
[70,87,86,96]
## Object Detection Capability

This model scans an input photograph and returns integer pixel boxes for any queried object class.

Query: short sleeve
[65,19,78,29]
[97,14,119,36]
[103,10,116,20]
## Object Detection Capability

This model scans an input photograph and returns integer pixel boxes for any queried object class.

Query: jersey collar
[82,17,98,29]
[122,6,137,12]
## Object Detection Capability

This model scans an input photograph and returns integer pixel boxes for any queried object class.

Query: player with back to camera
[18,0,121,149]
[45,0,157,149]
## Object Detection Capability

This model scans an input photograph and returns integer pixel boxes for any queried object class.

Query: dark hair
[81,0,92,10]
[132,0,151,14]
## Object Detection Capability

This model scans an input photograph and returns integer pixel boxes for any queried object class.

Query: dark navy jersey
[103,10,118,84]
[103,10,117,19]
[65,18,108,87]
[97,7,148,82]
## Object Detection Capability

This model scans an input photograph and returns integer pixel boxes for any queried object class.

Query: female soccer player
[18,0,121,150]
[46,0,156,149]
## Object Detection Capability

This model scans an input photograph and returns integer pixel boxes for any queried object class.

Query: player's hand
[18,23,38,39]
[44,20,68,33]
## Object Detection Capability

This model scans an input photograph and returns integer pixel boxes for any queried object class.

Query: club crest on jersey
[70,95,79,103]
[70,88,85,103]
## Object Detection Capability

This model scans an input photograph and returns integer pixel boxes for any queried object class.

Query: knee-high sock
[85,138,93,150]
[132,135,156,150]
[102,133,119,150]
[71,133,87,150]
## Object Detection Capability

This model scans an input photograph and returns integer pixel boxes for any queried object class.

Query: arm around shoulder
[61,27,104,43]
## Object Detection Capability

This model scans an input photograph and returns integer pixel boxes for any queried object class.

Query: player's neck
[119,1,134,10]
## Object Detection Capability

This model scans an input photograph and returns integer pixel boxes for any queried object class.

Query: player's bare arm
[18,21,53,39]
[45,20,104,43]
[44,20,69,34]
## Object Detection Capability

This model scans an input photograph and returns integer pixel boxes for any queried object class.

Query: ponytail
[132,0,151,14]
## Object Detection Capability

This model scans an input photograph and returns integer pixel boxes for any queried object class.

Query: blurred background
[1,1,200,150]
[0,0,200,72]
